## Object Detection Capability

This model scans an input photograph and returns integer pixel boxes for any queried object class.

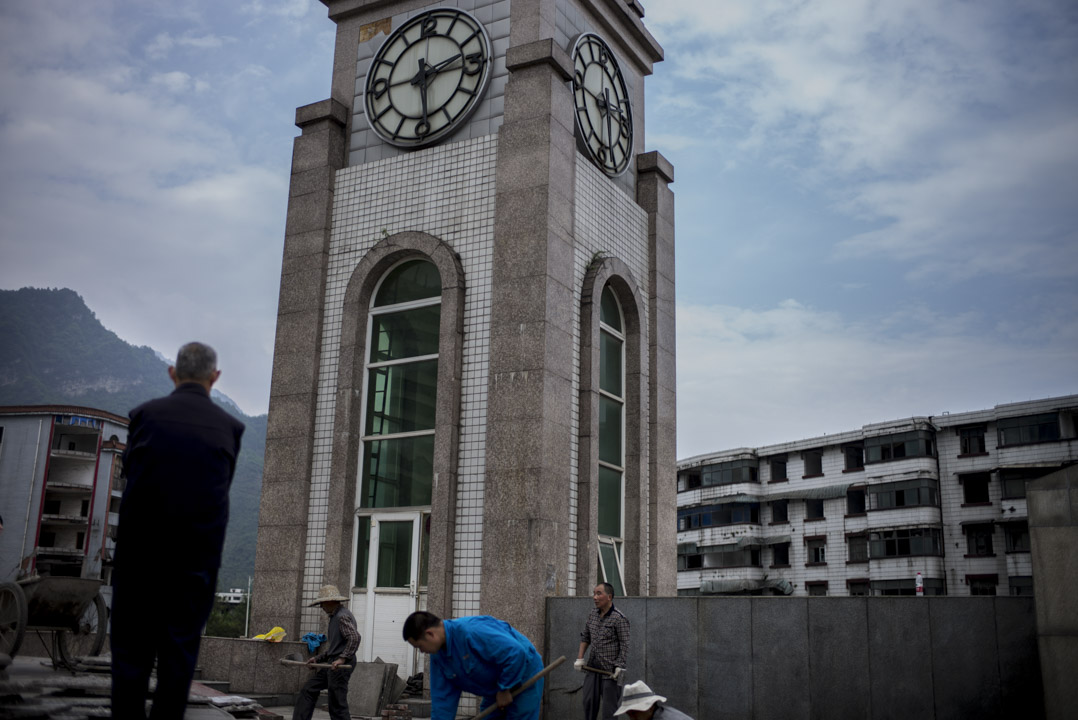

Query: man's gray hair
[174,342,218,382]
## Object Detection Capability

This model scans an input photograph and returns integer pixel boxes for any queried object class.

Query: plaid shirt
[580,604,630,671]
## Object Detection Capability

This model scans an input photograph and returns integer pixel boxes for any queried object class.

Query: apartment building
[0,406,128,586]
[676,395,1078,597]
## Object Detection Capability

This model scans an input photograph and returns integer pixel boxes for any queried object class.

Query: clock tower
[253,0,675,672]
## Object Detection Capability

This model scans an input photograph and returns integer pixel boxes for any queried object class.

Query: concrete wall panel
[808,598,871,720]
[699,598,752,720]
[995,597,1044,717]
[753,599,810,720]
[647,597,698,718]
[867,598,935,719]
[929,599,1001,720]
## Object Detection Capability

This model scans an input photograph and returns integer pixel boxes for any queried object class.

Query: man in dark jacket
[110,342,244,720]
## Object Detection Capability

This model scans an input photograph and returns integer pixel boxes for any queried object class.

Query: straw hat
[307,584,349,606]
[614,681,666,715]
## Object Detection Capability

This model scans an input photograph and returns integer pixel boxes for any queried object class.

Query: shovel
[280,653,340,671]
[472,655,566,719]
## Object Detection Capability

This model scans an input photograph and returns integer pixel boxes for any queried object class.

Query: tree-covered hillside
[0,287,265,591]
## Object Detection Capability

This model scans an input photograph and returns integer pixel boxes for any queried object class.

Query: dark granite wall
[545,596,1042,720]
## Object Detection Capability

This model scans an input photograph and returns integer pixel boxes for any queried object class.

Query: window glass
[599,286,622,332]
[354,516,371,587]
[361,435,434,508]
[959,426,986,454]
[807,539,826,563]
[998,413,1060,446]
[769,458,787,481]
[376,520,413,587]
[803,450,823,476]
[805,499,825,519]
[772,499,788,523]
[772,543,789,566]
[374,259,441,306]
[365,360,439,435]
[1009,576,1033,596]
[598,466,623,538]
[847,535,869,562]
[1005,522,1030,552]
[369,305,441,362]
[961,473,991,504]
[599,541,625,596]
[598,395,623,466]
[599,330,623,395]
[847,489,866,514]
[965,524,994,556]
[420,514,430,587]
[844,445,864,471]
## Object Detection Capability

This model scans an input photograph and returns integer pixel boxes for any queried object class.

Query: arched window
[354,258,440,589]
[597,284,625,595]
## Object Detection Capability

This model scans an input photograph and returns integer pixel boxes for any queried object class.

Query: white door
[352,512,426,678]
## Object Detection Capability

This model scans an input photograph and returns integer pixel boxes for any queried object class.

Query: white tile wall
[300,135,498,630]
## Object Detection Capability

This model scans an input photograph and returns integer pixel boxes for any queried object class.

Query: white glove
[574,658,586,672]
[611,667,624,682]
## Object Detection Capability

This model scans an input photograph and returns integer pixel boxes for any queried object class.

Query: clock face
[571,33,634,176]
[364,8,492,149]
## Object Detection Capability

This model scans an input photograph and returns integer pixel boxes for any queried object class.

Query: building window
[806,537,826,565]
[869,527,942,558]
[998,413,1060,447]
[678,458,758,491]
[1000,467,1053,499]
[967,575,998,596]
[769,457,787,483]
[1009,576,1034,596]
[678,503,760,529]
[864,430,935,464]
[597,285,626,596]
[771,499,788,524]
[359,259,441,510]
[869,477,939,510]
[964,523,995,557]
[847,580,870,596]
[846,488,866,515]
[844,444,864,471]
[871,578,945,596]
[805,498,825,520]
[958,425,987,455]
[771,542,790,567]
[960,472,991,505]
[1004,521,1030,553]
[681,544,761,570]
[806,582,828,596]
[847,534,869,563]
[802,449,823,477]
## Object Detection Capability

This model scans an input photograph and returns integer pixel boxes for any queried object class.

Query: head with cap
[169,341,221,392]
[614,681,667,719]
[308,584,349,615]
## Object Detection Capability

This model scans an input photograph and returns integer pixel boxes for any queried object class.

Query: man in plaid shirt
[575,583,630,720]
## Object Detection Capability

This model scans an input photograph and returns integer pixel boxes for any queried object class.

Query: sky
[1,1,1075,459]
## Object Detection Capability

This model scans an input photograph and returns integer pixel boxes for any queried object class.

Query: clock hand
[603,88,614,152]
[427,53,462,75]
[411,58,430,126]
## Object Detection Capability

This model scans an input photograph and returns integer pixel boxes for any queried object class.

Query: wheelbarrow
[0,575,108,666]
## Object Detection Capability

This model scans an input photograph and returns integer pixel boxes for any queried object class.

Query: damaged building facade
[253,0,677,677]
[0,405,127,589]
[676,394,1078,597]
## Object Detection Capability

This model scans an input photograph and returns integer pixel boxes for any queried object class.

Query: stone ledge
[506,39,573,81]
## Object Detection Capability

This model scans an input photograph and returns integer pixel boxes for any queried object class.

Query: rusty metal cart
[0,575,107,667]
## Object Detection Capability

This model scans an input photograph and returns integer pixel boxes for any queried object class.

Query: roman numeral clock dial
[364,8,493,148]
[571,33,634,176]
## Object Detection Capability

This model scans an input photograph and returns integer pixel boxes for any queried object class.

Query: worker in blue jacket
[403,611,544,720]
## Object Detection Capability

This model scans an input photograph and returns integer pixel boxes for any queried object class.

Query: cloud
[676,300,1078,457]
[647,0,1078,283]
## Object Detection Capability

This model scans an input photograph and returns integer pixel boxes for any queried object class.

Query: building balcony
[50,448,97,461]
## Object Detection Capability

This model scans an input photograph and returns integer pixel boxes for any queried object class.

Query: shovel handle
[279,658,339,670]
[472,655,566,720]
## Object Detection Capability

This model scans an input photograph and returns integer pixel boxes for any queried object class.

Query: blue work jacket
[430,616,544,720]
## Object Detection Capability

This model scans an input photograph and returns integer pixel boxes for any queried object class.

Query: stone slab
[752,599,810,720]
[699,598,752,720]
[867,599,934,719]
[807,598,871,720]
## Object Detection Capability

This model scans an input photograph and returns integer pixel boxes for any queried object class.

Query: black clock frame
[364,8,492,149]
[571,33,634,176]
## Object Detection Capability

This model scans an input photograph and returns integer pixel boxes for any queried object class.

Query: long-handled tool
[472,655,566,719]
[582,665,613,678]
[279,657,340,670]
